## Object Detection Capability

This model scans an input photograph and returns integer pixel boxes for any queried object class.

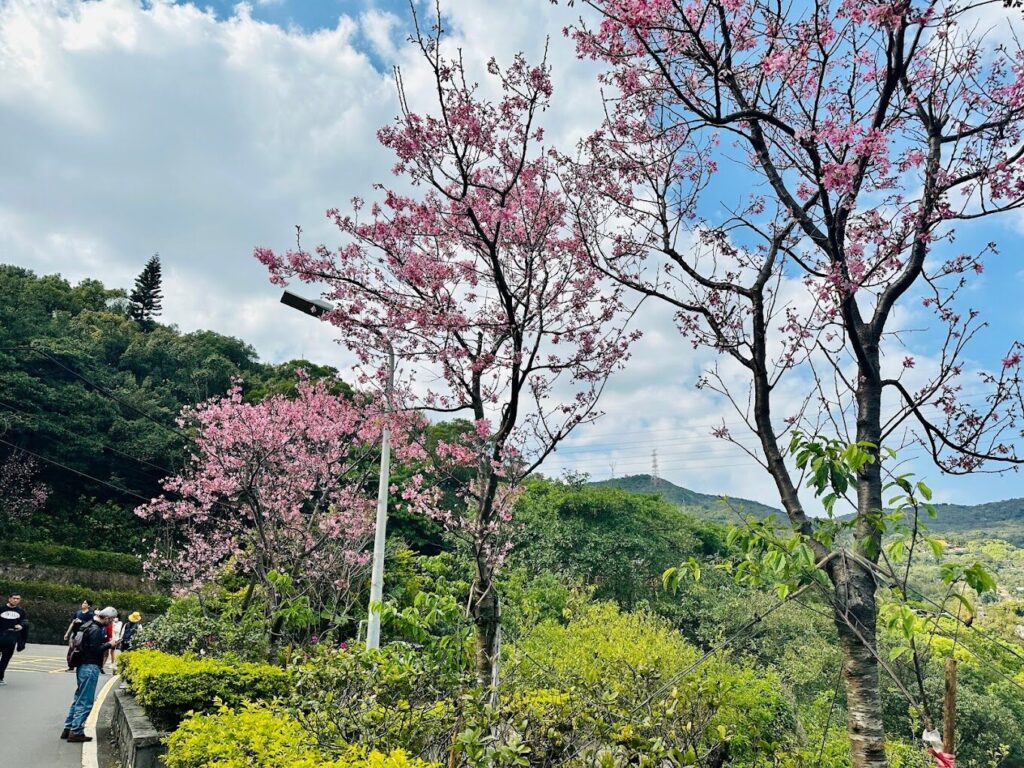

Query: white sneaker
[0,680,7,686]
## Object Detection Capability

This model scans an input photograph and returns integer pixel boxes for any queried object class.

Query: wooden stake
[943,656,957,754]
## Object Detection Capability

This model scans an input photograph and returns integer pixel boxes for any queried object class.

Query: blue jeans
[64,664,100,735]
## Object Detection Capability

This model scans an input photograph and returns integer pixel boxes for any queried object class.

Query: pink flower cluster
[136,379,428,592]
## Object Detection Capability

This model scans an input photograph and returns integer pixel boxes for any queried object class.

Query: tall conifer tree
[128,254,163,329]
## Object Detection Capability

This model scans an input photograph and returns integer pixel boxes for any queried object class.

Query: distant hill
[589,474,780,523]
[592,474,1024,545]
[923,498,1024,547]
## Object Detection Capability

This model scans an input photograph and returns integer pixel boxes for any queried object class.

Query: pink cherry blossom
[257,19,636,684]
[135,378,428,642]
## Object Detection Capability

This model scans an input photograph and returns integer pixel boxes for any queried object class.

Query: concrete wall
[110,688,167,768]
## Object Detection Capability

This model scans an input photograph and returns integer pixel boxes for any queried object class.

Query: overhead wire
[0,346,190,442]
[817,664,845,765]
[0,435,153,504]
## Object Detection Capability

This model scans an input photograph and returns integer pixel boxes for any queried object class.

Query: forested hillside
[0,265,343,551]
[590,473,781,521]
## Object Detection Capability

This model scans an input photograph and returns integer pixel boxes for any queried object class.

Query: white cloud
[1,0,1020,508]
[360,8,401,63]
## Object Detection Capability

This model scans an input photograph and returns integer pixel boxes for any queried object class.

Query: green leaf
[964,563,997,595]
[890,645,911,661]
[916,481,933,501]
[949,591,975,616]
[662,567,681,595]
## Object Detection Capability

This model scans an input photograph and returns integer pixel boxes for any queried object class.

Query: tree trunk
[471,563,500,689]
[832,557,889,768]
[834,351,888,768]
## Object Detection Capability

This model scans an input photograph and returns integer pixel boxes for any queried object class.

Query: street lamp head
[280,290,335,318]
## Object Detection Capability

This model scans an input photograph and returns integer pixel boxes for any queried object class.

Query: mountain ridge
[588,474,780,522]
[591,474,1024,544]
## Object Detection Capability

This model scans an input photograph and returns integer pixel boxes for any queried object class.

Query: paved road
[0,643,86,768]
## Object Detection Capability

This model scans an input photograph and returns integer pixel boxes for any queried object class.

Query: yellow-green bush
[512,602,796,764]
[164,704,438,768]
[118,650,290,728]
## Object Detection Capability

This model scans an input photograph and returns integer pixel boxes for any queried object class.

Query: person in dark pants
[62,606,119,742]
[0,592,28,684]
[63,599,94,642]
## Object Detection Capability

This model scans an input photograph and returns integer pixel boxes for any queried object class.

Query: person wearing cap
[120,612,142,653]
[0,592,28,685]
[62,606,120,742]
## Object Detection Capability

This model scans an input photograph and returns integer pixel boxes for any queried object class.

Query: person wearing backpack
[0,592,28,685]
[62,606,120,742]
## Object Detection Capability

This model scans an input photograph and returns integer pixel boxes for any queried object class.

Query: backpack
[66,621,93,669]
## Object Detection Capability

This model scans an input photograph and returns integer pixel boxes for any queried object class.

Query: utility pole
[651,449,659,487]
[279,289,394,650]
[365,340,395,650]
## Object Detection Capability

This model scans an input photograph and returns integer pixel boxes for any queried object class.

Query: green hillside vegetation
[926,498,1024,546]
[0,265,348,553]
[597,474,1024,548]
[591,473,782,521]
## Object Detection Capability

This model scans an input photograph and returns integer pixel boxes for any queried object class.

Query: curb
[83,674,119,768]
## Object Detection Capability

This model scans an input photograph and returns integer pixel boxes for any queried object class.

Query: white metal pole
[365,344,395,650]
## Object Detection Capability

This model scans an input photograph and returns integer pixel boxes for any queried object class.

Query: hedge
[118,650,292,728]
[0,579,170,644]
[0,541,143,575]
[165,703,437,768]
[0,579,169,614]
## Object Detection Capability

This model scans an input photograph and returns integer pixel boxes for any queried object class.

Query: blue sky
[2,0,1023,509]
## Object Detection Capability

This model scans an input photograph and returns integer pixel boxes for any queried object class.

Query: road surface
[0,643,93,768]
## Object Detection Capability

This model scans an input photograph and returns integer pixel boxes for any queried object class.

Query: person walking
[62,606,119,742]
[63,599,93,672]
[0,592,28,685]
[63,599,93,642]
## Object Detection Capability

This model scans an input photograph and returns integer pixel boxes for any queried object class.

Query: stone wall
[110,688,167,768]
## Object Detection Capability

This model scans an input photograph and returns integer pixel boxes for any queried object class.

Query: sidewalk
[0,643,114,768]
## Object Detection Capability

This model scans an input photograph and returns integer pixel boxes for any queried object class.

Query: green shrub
[164,703,438,768]
[289,643,461,758]
[510,602,796,765]
[133,593,268,661]
[0,579,169,614]
[118,650,291,728]
[0,541,143,574]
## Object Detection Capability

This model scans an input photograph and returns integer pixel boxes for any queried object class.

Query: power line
[0,398,175,480]
[1,346,189,442]
[0,436,153,504]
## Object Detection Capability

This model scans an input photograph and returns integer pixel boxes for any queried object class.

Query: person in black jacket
[62,606,120,742]
[0,592,28,685]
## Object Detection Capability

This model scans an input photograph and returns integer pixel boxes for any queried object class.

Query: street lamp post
[365,340,394,650]
[280,289,393,650]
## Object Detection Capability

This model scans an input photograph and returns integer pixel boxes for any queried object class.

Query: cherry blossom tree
[566,1,1024,765]
[0,450,48,534]
[136,379,426,651]
[257,9,635,686]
